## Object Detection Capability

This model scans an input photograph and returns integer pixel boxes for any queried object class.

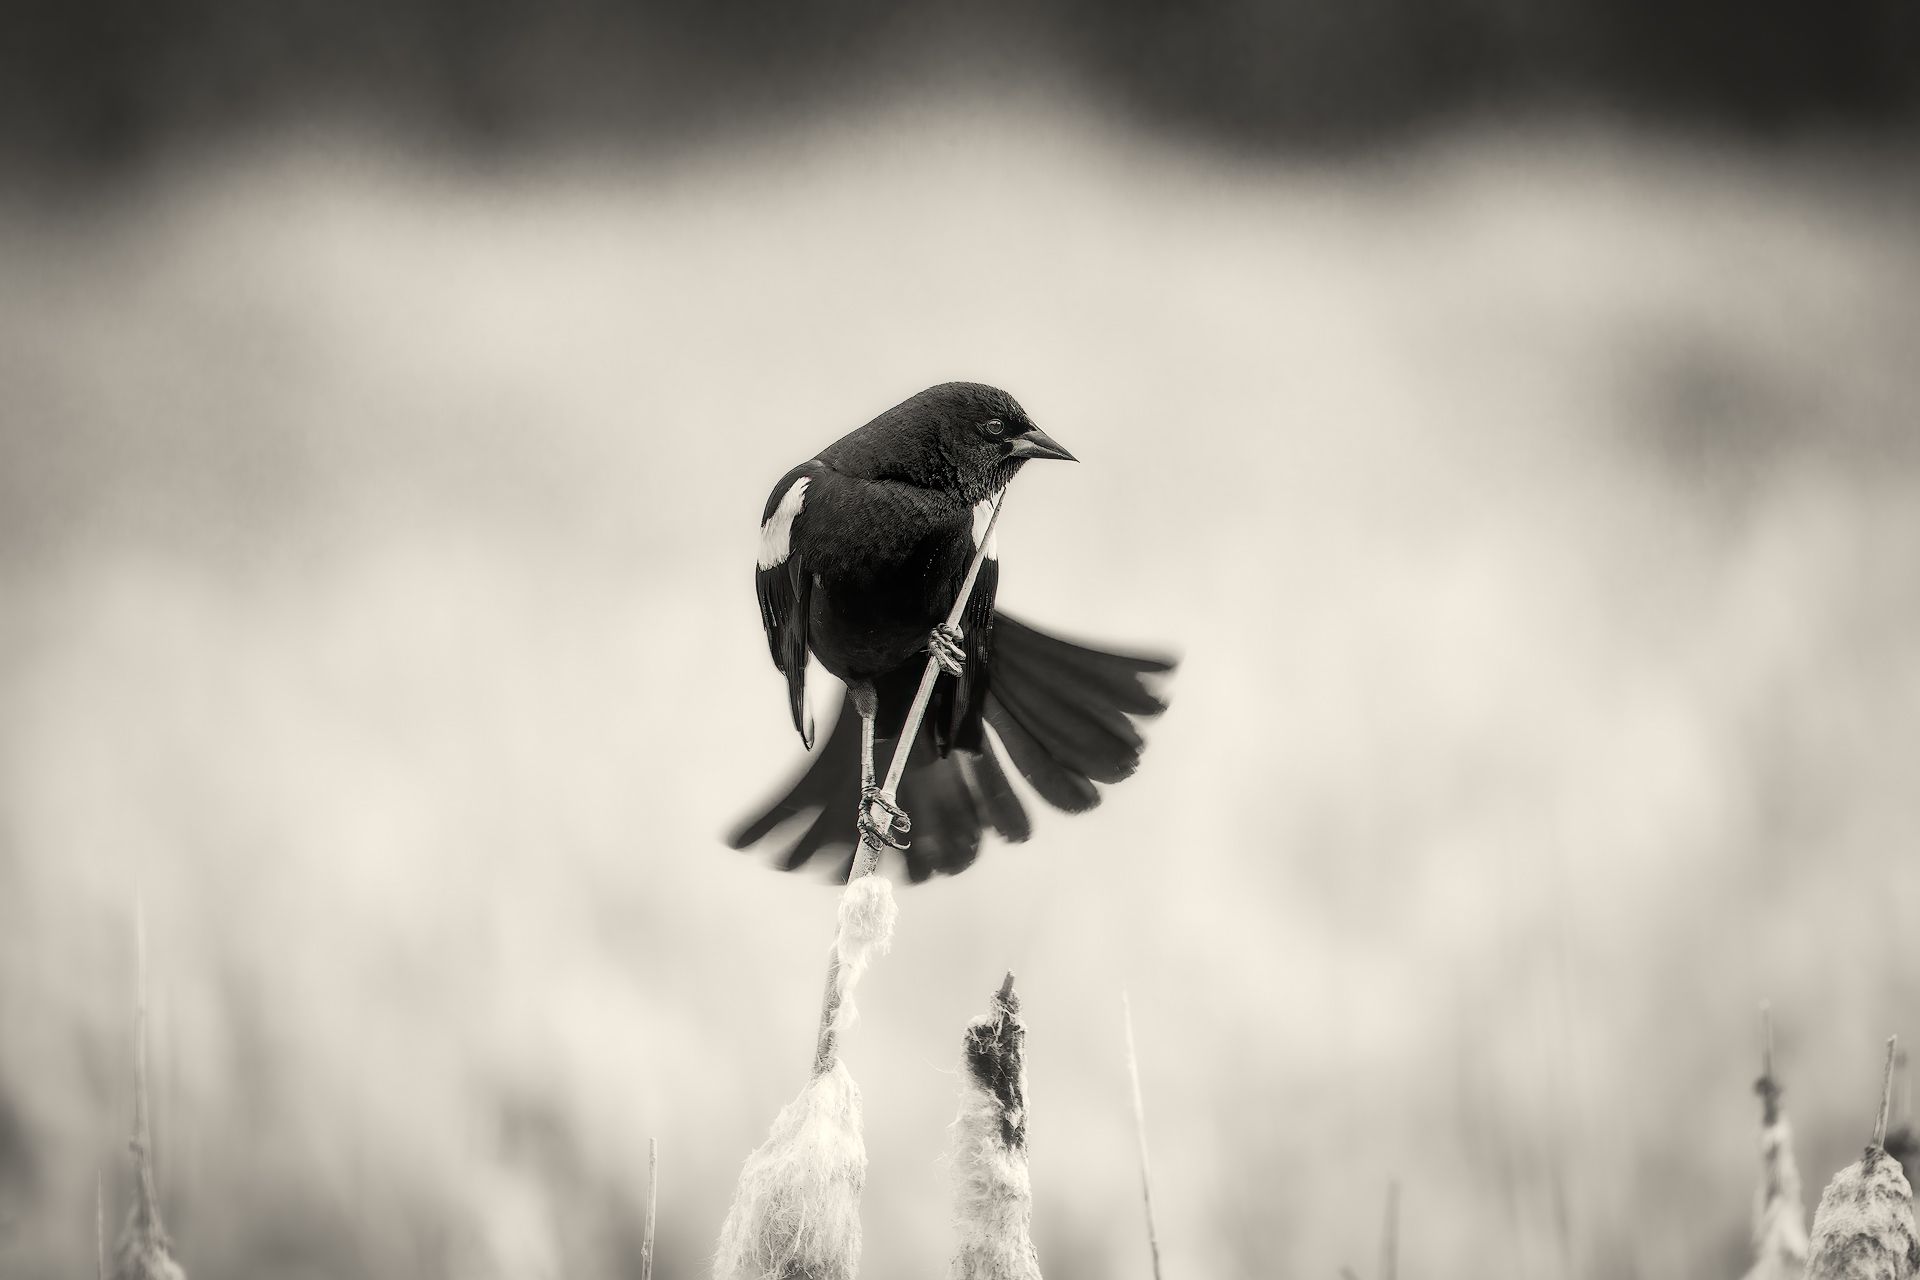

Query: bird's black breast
[796,472,975,683]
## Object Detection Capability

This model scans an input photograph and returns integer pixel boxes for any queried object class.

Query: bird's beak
[1007,427,1077,463]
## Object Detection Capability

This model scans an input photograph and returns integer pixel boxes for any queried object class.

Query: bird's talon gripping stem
[859,786,912,850]
[929,622,965,677]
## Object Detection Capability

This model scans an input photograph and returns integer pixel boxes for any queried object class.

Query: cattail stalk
[1379,1180,1399,1280]
[810,491,1006,1073]
[949,974,1040,1280]
[1880,1038,1901,1152]
[96,1170,106,1280]
[716,497,1007,1279]
[1121,992,1164,1280]
[1741,1002,1808,1280]
[1805,1036,1920,1280]
[642,1138,657,1280]
[115,902,185,1280]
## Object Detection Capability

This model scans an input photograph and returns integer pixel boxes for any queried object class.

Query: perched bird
[731,381,1174,881]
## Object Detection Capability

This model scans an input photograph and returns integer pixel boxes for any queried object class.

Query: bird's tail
[728,611,1173,882]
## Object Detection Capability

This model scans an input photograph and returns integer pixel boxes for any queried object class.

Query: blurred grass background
[3,5,1920,1278]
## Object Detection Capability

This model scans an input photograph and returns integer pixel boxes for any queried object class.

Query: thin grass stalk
[114,901,185,1280]
[1121,992,1163,1280]
[643,1137,657,1280]
[1379,1180,1398,1280]
[1881,1038,1901,1152]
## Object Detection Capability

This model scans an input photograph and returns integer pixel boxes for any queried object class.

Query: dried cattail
[949,974,1040,1280]
[1742,1003,1808,1280]
[114,904,186,1280]
[714,879,895,1280]
[1744,1113,1809,1279]
[642,1137,658,1280]
[712,1063,866,1280]
[1379,1180,1399,1280]
[821,876,899,1046]
[1806,1149,1920,1280]
[1805,1038,1920,1280]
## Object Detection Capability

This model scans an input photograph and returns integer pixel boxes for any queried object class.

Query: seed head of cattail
[949,975,1040,1280]
[1742,1108,1809,1280]
[826,875,897,1038]
[113,1228,187,1280]
[1889,1127,1920,1187]
[1806,1146,1920,1280]
[712,1061,866,1280]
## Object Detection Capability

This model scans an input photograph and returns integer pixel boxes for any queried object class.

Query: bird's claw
[929,623,965,677]
[859,786,912,850]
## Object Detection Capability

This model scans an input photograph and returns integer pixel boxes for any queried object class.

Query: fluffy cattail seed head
[949,975,1040,1280]
[1806,1147,1920,1280]
[713,1063,866,1280]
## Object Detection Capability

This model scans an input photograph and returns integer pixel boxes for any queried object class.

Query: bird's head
[865,382,1076,503]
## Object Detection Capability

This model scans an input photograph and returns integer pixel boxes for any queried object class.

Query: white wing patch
[758,476,810,569]
[971,494,1000,560]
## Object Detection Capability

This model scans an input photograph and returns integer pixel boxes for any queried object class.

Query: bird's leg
[928,623,966,677]
[850,683,910,850]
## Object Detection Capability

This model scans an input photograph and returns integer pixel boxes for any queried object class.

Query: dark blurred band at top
[2,0,1917,172]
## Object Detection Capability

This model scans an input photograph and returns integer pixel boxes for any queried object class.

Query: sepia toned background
[3,4,1919,1277]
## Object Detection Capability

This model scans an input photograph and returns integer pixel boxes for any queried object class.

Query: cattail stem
[811,491,1007,1073]
[131,902,162,1236]
[1761,1000,1774,1083]
[1756,1002,1784,1127]
[641,1137,656,1280]
[1379,1180,1399,1280]
[117,899,185,1280]
[859,489,1007,870]
[1744,1003,1810,1280]
[1877,1037,1899,1151]
[95,1170,106,1280]
[1121,992,1164,1280]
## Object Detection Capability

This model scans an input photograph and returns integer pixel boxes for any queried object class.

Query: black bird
[731,381,1174,882]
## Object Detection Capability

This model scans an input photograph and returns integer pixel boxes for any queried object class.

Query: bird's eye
[982,419,1006,439]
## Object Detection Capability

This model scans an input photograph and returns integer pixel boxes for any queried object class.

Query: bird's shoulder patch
[758,462,818,569]
[972,491,1001,560]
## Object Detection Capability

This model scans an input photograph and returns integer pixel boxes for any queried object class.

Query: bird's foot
[859,786,912,850]
[929,623,965,677]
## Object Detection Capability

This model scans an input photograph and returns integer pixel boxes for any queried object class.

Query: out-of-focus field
[2,103,1919,1279]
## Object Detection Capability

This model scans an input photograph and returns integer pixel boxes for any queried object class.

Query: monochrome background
[2,4,1918,1277]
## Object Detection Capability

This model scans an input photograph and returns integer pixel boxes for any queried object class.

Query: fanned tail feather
[728,610,1173,881]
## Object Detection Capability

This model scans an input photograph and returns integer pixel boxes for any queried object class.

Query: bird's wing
[757,463,818,748]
